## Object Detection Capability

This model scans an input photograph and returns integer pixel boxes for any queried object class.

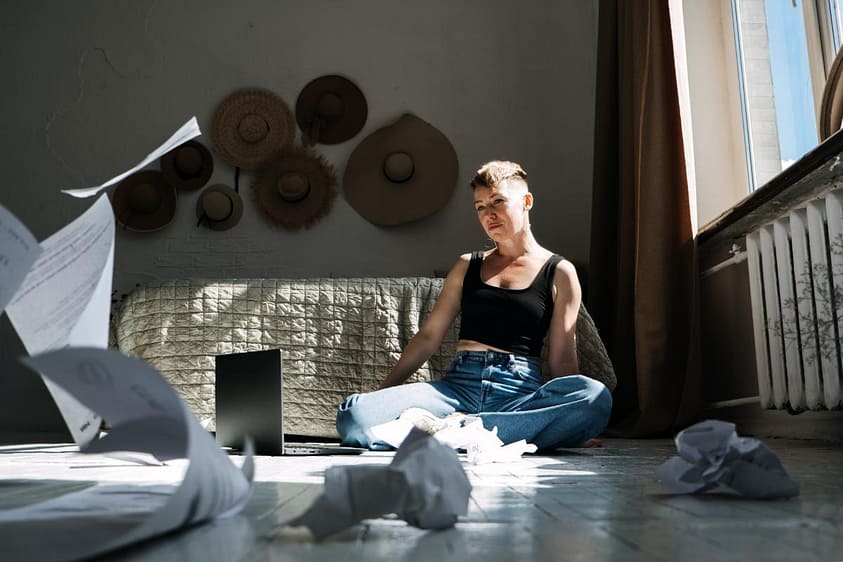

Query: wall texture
[1,0,598,291]
[0,1,599,437]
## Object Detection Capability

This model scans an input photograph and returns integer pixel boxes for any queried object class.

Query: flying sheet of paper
[655,419,799,499]
[0,205,41,313]
[0,347,255,562]
[61,116,201,198]
[288,428,471,540]
[5,194,115,446]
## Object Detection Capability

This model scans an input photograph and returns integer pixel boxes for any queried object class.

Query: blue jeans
[336,350,613,451]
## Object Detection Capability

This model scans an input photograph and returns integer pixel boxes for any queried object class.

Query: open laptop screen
[215,348,283,455]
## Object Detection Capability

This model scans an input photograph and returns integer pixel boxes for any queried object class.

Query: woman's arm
[378,255,469,389]
[546,259,582,379]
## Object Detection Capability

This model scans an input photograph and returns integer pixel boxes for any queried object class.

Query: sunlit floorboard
[1,438,842,561]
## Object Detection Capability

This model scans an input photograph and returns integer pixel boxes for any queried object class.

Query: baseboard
[0,430,73,445]
[705,403,843,443]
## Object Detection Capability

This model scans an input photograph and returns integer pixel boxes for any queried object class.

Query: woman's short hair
[470,160,528,189]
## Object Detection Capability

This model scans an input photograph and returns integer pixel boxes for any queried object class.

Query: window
[731,0,818,190]
[819,0,843,61]
[679,0,843,227]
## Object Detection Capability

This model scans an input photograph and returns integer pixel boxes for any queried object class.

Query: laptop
[214,348,364,456]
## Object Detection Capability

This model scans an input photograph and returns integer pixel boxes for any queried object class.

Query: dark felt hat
[111,170,177,232]
[160,140,214,191]
[295,75,367,146]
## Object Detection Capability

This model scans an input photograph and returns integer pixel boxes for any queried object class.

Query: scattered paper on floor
[371,412,537,463]
[655,419,799,499]
[0,347,254,562]
[288,428,471,540]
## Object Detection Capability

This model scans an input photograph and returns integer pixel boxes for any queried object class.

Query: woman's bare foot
[581,438,604,448]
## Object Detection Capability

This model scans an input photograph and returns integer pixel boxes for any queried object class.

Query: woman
[337,161,612,450]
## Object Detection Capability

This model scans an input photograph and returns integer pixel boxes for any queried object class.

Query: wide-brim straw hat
[343,113,459,226]
[295,75,368,146]
[195,184,243,231]
[111,170,177,232]
[211,88,296,169]
[160,139,214,191]
[252,145,338,230]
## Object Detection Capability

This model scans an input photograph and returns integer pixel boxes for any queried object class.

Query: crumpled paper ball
[655,419,799,499]
[288,428,472,539]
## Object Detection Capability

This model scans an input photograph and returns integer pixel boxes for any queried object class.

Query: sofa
[110,277,617,438]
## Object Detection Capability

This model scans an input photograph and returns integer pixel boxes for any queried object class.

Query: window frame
[679,0,839,231]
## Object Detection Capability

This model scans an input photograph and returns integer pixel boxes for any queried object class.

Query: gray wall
[0,1,599,438]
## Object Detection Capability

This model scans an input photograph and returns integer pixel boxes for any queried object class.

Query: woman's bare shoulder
[443,253,472,279]
[551,258,582,301]
[554,257,578,276]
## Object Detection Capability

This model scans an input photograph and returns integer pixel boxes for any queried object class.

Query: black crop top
[458,251,563,357]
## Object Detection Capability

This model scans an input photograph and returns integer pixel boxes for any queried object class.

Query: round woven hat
[195,184,243,231]
[296,75,367,146]
[111,170,177,232]
[343,113,459,226]
[211,88,296,169]
[252,145,338,230]
[160,140,213,191]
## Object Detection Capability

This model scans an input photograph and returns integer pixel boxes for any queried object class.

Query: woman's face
[473,179,532,241]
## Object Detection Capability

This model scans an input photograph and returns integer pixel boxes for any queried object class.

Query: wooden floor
[2,437,842,561]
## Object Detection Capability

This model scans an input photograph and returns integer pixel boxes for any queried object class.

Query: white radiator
[746,188,843,410]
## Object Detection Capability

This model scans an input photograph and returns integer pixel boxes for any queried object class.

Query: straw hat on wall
[195,184,243,231]
[211,88,296,169]
[252,145,338,230]
[343,113,459,226]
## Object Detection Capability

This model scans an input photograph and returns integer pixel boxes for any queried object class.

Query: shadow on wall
[0,316,70,444]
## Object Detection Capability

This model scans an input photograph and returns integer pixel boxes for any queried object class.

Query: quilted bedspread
[111,277,616,438]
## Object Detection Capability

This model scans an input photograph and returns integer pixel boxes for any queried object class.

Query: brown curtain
[588,0,703,436]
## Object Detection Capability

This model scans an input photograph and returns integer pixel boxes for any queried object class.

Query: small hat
[160,140,214,191]
[111,170,177,232]
[195,184,243,231]
[343,113,459,226]
[211,88,296,169]
[295,75,367,145]
[252,145,338,230]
